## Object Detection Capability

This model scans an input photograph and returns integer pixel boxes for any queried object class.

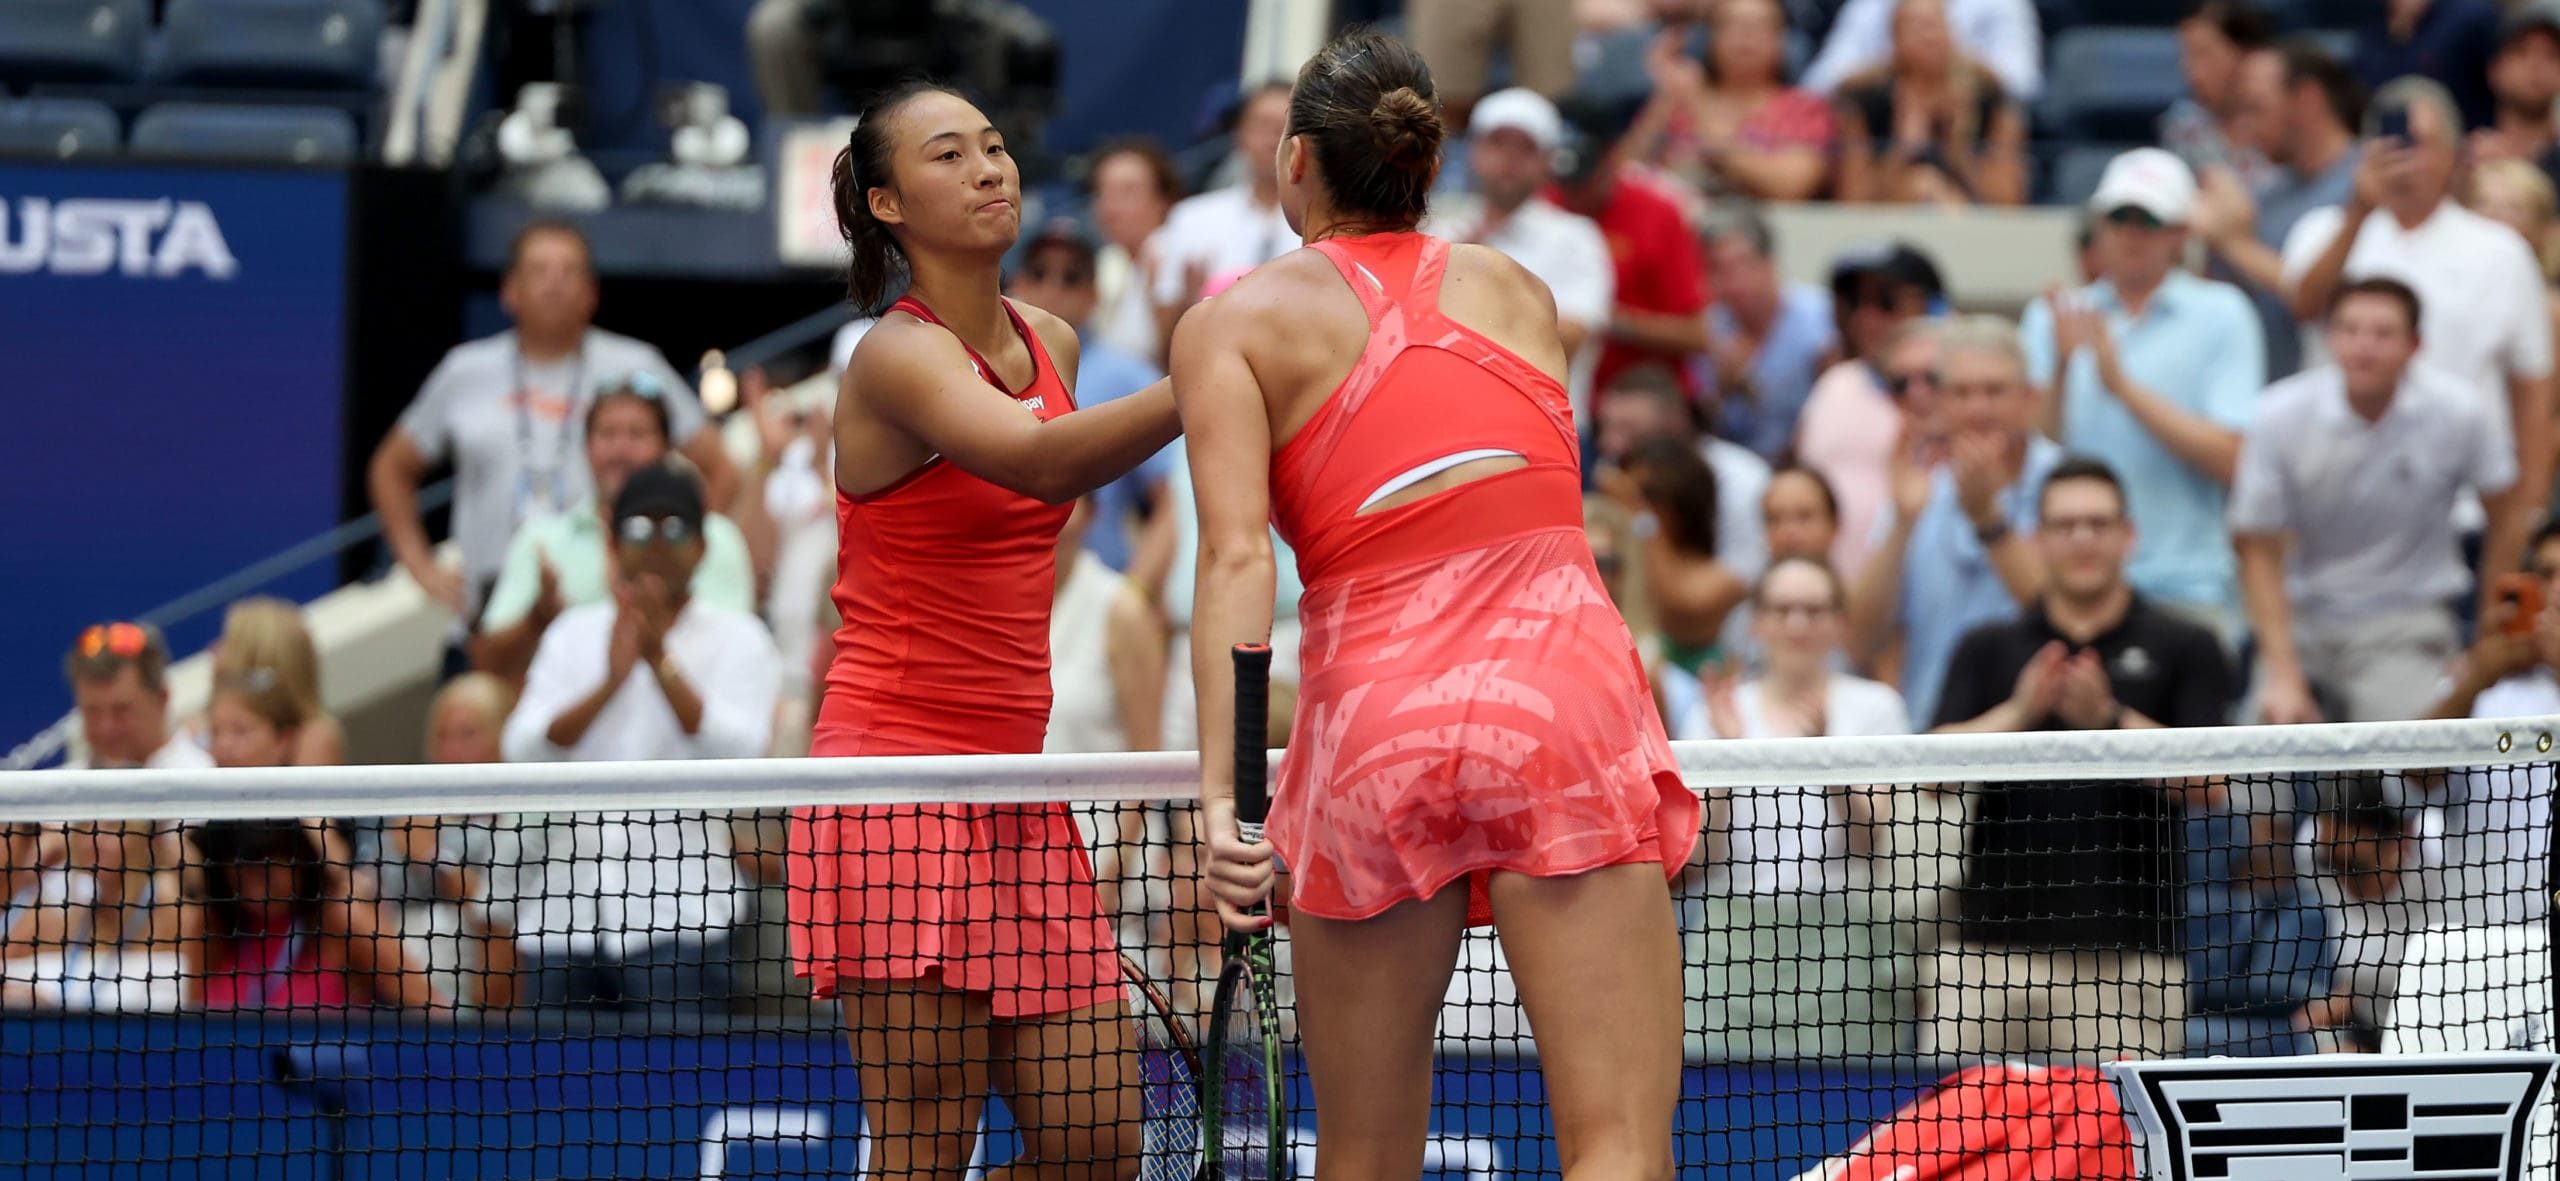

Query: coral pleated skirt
[789,725,1119,1019]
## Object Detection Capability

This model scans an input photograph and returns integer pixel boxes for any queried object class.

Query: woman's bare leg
[843,976,995,1180]
[1289,887,1469,1181]
[992,997,1144,1181]
[1489,864,1682,1181]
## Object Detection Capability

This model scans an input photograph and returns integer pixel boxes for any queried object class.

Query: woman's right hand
[1198,795,1277,932]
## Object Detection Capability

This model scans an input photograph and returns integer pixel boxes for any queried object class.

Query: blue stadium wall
[0,164,351,746]
[0,1014,1938,1179]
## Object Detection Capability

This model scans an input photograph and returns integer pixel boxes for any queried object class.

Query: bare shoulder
[840,310,959,404]
[1009,298,1083,377]
[1170,250,1333,356]
[1445,242,1556,314]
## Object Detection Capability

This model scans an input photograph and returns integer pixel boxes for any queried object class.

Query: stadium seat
[0,97,119,159]
[2271,0,2375,32]
[2046,143,2137,207]
[2043,28,2189,143]
[152,0,384,91]
[128,102,356,164]
[0,0,147,86]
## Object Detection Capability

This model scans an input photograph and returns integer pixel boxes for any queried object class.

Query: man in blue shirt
[1846,315,2062,727]
[1699,209,1837,462]
[2024,148,2264,648]
[1005,216,1173,571]
[2197,42,2366,378]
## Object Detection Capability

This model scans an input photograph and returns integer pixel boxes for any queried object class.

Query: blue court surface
[1,1015,1938,1179]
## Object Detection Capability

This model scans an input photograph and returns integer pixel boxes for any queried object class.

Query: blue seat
[152,0,384,91]
[129,102,356,164]
[0,97,119,158]
[2270,0,2375,32]
[2043,28,2190,143]
[2045,142,2138,207]
[0,0,147,86]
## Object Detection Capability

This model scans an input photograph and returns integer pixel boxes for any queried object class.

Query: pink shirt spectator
[1793,361,1900,578]
[1655,89,1839,179]
[199,924,349,1011]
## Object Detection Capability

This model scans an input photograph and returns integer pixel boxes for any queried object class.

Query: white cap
[2087,147,2197,224]
[1469,87,1565,153]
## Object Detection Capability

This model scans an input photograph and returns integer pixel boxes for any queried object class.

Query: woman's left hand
[1198,795,1277,932]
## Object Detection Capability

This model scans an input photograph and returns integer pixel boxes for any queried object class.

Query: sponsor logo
[0,197,239,279]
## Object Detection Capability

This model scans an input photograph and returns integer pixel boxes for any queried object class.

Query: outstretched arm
[845,315,1180,505]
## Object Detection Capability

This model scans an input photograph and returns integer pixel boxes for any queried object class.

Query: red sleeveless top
[819,296,1077,753]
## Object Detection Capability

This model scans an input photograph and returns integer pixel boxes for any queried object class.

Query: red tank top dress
[1267,232,1697,924]
[788,295,1119,1017]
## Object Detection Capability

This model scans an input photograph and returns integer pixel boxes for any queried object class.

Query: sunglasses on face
[618,516,696,546]
[77,622,148,660]
[2103,207,2166,230]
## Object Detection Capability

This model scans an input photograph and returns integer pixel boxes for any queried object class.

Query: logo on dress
[2115,646,2154,679]
[1022,395,1045,413]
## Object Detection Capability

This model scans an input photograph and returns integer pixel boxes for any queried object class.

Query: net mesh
[2,720,2553,1180]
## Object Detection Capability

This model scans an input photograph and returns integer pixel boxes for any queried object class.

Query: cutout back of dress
[1270,232,1586,585]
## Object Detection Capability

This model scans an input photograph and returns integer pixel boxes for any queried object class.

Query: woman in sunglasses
[797,81,1179,1179]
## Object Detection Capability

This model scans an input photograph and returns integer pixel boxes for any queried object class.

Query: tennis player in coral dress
[792,81,1179,1180]
[1175,28,1699,1181]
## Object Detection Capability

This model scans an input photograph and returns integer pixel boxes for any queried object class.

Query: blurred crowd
[4,0,2554,1063]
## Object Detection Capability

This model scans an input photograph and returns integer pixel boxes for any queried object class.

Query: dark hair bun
[1368,85,1442,173]
[1291,28,1442,226]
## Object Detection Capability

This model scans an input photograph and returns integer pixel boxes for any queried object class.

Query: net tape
[2,716,2553,1181]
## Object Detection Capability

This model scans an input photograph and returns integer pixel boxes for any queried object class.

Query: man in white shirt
[2279,77,2555,533]
[2233,278,2521,724]
[1799,0,2044,100]
[499,463,779,1012]
[1149,83,1299,346]
[58,622,211,771]
[1424,87,1614,418]
[368,221,742,628]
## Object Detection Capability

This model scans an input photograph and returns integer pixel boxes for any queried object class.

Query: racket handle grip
[1231,642,1272,835]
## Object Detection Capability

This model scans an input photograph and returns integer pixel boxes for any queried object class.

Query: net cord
[2,715,2552,823]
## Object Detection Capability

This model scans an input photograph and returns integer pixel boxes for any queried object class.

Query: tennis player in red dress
[1175,30,1699,1181]
[791,82,1179,1180]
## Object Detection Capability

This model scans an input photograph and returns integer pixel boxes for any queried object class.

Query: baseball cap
[612,461,706,537]
[2502,0,2560,49]
[1022,214,1098,262]
[1004,212,1099,283]
[1828,242,1947,305]
[1470,87,1565,153]
[2087,147,2197,225]
[1553,93,1638,185]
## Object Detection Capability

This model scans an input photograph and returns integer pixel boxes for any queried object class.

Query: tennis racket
[1199,643,1289,1181]
[1122,951,1204,1181]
